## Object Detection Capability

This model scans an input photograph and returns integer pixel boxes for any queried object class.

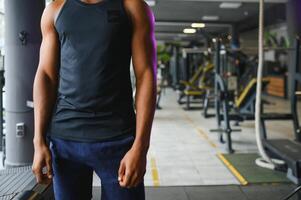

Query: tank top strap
[54,0,70,26]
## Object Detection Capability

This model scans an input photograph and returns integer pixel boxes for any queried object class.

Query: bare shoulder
[47,0,66,12]
[123,0,154,28]
[52,0,66,20]
[42,0,65,26]
[123,0,146,8]
[123,0,153,16]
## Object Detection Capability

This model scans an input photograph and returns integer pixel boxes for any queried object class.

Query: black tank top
[47,0,136,142]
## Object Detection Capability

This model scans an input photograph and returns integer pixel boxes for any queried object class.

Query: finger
[134,172,144,188]
[118,161,125,182]
[124,169,134,188]
[46,158,53,179]
[134,174,144,187]
[129,172,139,188]
[33,166,44,184]
[120,165,132,188]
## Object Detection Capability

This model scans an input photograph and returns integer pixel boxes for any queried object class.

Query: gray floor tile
[184,185,247,200]
[146,187,189,200]
[241,184,300,200]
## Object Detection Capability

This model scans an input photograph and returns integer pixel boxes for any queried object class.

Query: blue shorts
[49,135,145,200]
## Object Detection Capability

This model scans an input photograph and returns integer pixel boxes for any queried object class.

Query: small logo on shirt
[107,10,122,23]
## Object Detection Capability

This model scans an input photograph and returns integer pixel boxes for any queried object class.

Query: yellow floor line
[150,156,160,187]
[183,114,217,148]
[218,153,248,186]
[183,113,248,186]
[197,128,217,148]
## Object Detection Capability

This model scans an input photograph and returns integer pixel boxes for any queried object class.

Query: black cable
[282,185,301,200]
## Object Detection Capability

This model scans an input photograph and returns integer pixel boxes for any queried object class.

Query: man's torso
[47,0,136,142]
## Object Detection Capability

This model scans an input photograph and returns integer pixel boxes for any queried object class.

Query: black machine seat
[261,113,293,121]
[264,139,301,184]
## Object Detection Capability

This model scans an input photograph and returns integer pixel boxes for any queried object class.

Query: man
[32,0,156,199]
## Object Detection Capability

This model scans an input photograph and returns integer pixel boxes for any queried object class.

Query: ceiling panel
[151,0,286,42]
[152,1,275,23]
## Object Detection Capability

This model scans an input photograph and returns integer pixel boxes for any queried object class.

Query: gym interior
[1,0,301,199]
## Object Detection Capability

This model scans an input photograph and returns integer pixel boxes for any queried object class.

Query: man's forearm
[132,69,156,154]
[33,70,58,145]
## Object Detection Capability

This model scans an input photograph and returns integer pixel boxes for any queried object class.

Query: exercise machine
[254,1,301,199]
[179,63,213,110]
[259,37,301,184]
[210,41,270,153]
[177,48,214,110]
[0,166,54,199]
[202,89,216,118]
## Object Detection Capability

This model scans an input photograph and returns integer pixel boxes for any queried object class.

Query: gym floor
[89,89,300,199]
[1,89,300,199]
[92,184,299,200]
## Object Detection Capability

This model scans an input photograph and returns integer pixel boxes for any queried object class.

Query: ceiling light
[183,28,196,34]
[202,16,219,21]
[191,23,206,28]
[145,0,156,6]
[219,2,242,9]
[212,38,217,43]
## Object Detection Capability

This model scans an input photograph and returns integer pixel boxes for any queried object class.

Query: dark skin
[32,0,156,188]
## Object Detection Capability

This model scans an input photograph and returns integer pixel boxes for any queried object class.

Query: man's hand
[118,147,147,188]
[121,0,156,189]
[32,141,53,184]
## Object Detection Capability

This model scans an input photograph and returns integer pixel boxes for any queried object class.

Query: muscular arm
[32,2,61,183]
[33,4,59,145]
[118,0,157,188]
[129,0,157,154]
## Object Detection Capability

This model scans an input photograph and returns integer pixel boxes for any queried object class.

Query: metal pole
[230,24,240,49]
[4,0,44,167]
[291,38,300,141]
[215,39,221,128]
